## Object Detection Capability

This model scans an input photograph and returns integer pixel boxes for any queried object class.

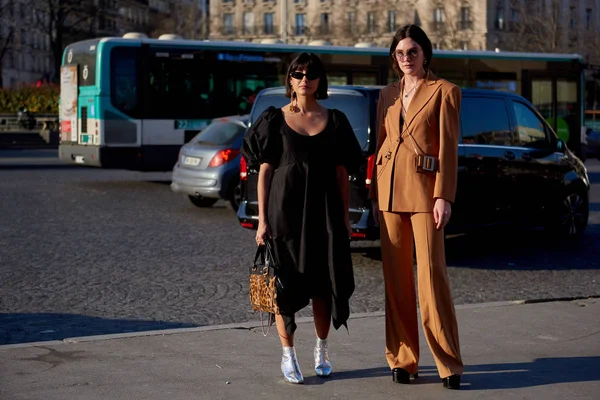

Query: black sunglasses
[290,71,320,80]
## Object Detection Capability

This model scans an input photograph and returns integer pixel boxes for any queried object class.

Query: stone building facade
[209,0,600,65]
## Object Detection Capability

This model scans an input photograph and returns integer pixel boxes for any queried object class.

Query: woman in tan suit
[369,25,464,389]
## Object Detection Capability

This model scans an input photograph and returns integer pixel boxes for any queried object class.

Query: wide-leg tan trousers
[380,211,463,379]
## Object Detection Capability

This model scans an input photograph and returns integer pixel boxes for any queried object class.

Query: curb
[1,296,597,350]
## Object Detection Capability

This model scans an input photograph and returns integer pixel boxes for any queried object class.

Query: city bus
[58,34,585,171]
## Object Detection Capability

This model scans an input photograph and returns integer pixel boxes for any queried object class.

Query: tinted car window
[461,97,512,146]
[251,93,370,150]
[194,121,246,146]
[512,101,549,148]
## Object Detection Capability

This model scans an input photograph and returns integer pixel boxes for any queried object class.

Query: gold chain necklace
[403,80,420,98]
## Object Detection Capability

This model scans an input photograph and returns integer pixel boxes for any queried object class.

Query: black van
[237,87,590,240]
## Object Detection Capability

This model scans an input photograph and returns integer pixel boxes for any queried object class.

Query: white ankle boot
[314,338,332,377]
[281,346,304,384]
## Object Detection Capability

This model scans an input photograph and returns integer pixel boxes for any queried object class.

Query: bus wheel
[188,195,218,208]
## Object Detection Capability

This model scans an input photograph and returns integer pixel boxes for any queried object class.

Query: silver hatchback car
[171,115,249,210]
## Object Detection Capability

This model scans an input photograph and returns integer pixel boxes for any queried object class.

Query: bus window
[145,52,211,119]
[111,47,139,116]
[557,80,578,145]
[235,76,279,115]
[329,72,347,85]
[532,79,554,129]
[353,72,377,85]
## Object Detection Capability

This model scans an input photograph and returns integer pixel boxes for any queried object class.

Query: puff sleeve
[333,109,364,175]
[241,106,282,169]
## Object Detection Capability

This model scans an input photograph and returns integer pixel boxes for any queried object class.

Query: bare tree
[0,0,16,87]
[507,0,565,53]
[30,0,99,80]
[151,0,209,40]
[428,0,477,50]
[300,9,331,44]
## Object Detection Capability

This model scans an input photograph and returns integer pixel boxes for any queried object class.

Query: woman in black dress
[242,52,363,384]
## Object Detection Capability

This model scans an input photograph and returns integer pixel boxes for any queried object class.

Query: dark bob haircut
[285,52,329,100]
[389,25,433,74]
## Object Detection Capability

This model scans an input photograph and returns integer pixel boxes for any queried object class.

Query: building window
[433,7,445,30]
[570,6,577,29]
[347,11,355,26]
[295,13,306,35]
[243,12,254,34]
[264,12,274,34]
[367,12,375,34]
[223,14,234,35]
[495,7,504,30]
[320,13,329,34]
[387,10,396,33]
[511,8,518,23]
[586,8,593,30]
[460,6,471,30]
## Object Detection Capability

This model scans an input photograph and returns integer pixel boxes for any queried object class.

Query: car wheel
[546,188,589,239]
[229,182,242,212]
[188,195,218,208]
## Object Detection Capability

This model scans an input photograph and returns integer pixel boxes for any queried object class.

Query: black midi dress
[242,106,364,334]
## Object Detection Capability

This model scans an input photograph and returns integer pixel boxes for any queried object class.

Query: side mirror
[556,139,566,153]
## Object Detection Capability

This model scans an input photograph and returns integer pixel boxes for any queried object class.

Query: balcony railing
[459,20,473,30]
[242,26,257,35]
[293,25,306,35]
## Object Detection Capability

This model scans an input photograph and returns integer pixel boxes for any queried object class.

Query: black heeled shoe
[442,374,461,389]
[392,368,418,384]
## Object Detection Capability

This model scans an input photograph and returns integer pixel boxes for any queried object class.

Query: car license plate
[184,156,201,166]
[75,155,84,164]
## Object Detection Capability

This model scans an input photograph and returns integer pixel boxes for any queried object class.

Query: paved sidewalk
[1,299,599,400]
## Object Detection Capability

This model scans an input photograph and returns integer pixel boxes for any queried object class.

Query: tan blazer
[369,72,461,213]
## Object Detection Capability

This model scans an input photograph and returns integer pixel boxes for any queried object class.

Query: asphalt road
[1,149,599,345]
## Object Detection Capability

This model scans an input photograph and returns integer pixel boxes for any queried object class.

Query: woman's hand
[433,198,452,230]
[256,221,271,246]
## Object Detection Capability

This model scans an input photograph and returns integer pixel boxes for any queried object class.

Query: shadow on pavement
[462,357,600,390]
[0,313,198,346]
[304,357,600,389]
[145,180,172,185]
[302,366,389,385]
[0,164,78,170]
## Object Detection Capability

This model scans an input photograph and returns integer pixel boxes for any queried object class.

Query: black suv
[237,87,590,240]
